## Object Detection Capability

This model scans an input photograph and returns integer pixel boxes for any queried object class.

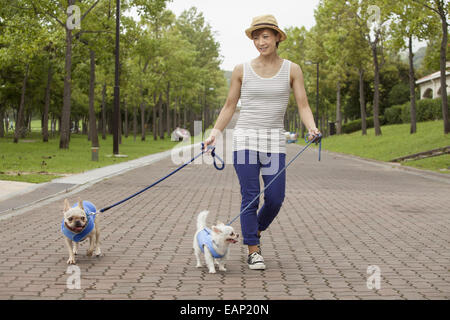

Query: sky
[166,0,321,71]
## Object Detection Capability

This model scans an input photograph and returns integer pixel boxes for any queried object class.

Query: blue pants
[233,150,286,245]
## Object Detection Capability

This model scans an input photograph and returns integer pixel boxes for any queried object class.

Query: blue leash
[98,144,224,213]
[97,131,320,217]
[226,133,322,226]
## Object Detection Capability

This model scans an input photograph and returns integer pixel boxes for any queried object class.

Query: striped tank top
[233,59,291,154]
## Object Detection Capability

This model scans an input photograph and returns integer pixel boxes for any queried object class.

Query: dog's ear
[77,198,84,210]
[63,199,70,212]
[212,225,222,234]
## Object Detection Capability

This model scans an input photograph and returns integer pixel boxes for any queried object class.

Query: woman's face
[252,28,280,56]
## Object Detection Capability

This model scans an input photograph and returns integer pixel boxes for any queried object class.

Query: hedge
[383,97,446,124]
[384,104,405,124]
[342,116,386,134]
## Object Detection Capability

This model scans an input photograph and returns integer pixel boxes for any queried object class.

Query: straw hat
[245,14,287,42]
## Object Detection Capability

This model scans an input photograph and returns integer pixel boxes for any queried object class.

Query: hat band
[253,23,279,28]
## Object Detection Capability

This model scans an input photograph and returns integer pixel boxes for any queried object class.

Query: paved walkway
[0,121,449,300]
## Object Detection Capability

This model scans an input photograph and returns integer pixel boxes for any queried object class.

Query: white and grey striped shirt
[233,59,291,154]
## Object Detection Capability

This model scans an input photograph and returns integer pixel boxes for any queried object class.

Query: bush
[342,116,386,134]
[341,97,446,133]
[384,104,405,124]
[388,83,410,107]
[400,97,445,123]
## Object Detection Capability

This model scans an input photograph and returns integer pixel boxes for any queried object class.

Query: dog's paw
[67,256,76,264]
[73,248,78,255]
[95,247,102,257]
[196,263,203,268]
[208,269,216,274]
[86,249,94,257]
[219,266,227,272]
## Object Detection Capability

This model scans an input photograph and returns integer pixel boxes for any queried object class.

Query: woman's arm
[291,63,321,140]
[203,64,243,150]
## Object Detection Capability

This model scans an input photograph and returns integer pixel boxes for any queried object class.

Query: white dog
[193,210,239,273]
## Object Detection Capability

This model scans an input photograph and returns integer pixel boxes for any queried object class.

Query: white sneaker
[248,252,266,270]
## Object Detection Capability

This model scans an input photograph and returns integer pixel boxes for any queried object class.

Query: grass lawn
[0,126,192,183]
[298,120,450,174]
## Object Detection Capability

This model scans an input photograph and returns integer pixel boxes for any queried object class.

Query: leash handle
[201,143,225,170]
[305,132,322,161]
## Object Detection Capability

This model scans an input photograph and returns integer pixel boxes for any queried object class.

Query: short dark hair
[251,28,280,48]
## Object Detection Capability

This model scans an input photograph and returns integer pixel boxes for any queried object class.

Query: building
[416,62,450,99]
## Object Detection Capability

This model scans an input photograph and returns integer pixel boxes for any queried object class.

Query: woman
[203,14,321,270]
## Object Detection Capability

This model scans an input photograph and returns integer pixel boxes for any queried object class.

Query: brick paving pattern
[0,129,449,300]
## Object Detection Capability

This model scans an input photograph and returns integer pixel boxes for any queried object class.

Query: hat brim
[245,25,287,42]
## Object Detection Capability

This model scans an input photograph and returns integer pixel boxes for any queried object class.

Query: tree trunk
[408,35,417,134]
[14,63,29,143]
[43,59,53,142]
[0,108,4,138]
[4,113,9,134]
[152,94,156,140]
[89,49,99,148]
[50,115,54,134]
[336,80,342,135]
[141,101,146,141]
[25,110,31,135]
[118,105,122,144]
[371,40,382,136]
[124,100,128,138]
[133,106,137,141]
[439,11,449,134]
[166,81,171,139]
[82,117,88,135]
[159,93,164,139]
[59,18,74,149]
[359,68,367,136]
[173,95,178,130]
[101,83,106,140]
[183,103,187,128]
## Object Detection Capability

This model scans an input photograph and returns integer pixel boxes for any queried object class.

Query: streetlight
[305,60,320,132]
[113,0,120,155]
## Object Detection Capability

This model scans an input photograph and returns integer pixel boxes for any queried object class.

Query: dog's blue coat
[197,228,225,259]
[61,201,97,242]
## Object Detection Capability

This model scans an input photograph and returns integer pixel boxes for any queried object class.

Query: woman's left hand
[307,127,321,141]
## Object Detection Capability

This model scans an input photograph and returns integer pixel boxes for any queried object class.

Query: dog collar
[61,201,97,243]
[197,228,226,259]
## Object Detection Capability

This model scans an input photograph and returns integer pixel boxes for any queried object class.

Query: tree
[0,1,48,142]
[279,26,308,136]
[355,0,395,136]
[390,0,437,134]
[21,0,101,148]
[412,0,449,134]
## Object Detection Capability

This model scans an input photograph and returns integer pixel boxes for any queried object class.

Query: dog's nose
[75,221,83,227]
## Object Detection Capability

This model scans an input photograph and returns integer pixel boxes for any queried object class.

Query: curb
[319,148,450,185]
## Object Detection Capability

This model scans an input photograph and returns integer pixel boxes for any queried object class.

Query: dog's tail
[196,210,209,231]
